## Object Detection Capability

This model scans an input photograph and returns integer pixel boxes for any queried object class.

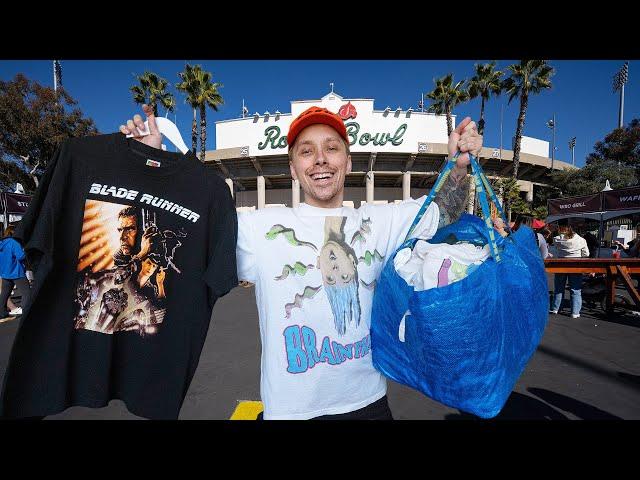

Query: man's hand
[448,116,483,180]
[119,104,163,150]
[433,117,483,229]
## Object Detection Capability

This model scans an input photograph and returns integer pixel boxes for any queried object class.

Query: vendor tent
[547,186,640,223]
[546,185,640,256]
[0,191,32,226]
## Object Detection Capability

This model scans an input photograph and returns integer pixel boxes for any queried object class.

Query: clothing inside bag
[393,240,490,291]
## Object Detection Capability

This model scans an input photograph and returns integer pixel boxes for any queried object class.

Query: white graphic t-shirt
[236,197,439,419]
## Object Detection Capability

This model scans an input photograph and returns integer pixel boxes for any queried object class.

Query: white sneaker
[9,307,22,315]
[549,310,558,314]
[571,314,580,318]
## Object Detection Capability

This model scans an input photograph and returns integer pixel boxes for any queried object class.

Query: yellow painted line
[230,401,264,420]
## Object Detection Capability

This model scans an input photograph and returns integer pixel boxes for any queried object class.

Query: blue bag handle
[471,157,511,235]
[403,152,509,262]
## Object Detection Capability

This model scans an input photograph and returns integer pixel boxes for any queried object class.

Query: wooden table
[544,258,640,312]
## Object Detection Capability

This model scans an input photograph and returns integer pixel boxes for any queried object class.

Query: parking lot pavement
[1,283,639,420]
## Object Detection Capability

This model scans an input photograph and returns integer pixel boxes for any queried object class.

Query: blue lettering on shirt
[283,325,370,374]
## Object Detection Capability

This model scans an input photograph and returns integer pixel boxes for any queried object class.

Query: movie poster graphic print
[74,198,187,337]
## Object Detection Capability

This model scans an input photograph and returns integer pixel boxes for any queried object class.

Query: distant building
[204,90,574,210]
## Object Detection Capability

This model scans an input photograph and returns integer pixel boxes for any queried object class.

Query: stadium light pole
[53,60,62,92]
[613,61,629,129]
[569,136,576,167]
[547,115,556,170]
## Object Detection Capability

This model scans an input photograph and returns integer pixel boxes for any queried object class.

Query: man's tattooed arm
[433,166,470,229]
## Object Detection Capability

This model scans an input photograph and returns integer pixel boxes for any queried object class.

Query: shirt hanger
[126,117,190,155]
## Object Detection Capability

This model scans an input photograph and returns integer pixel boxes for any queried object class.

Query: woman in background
[550,223,590,318]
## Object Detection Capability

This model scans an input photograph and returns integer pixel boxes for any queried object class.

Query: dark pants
[0,277,30,316]
[256,395,394,420]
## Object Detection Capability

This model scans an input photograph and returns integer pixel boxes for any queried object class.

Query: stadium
[204,90,574,211]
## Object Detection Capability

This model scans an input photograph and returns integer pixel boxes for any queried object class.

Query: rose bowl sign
[258,122,408,150]
[338,101,357,120]
[215,94,451,155]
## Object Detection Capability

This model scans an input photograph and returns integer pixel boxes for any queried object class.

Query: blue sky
[1,60,637,168]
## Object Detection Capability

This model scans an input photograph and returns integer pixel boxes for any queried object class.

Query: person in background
[492,216,509,238]
[550,223,589,318]
[512,215,548,260]
[582,231,599,258]
[540,226,555,257]
[0,225,31,318]
[613,224,640,258]
[531,218,549,259]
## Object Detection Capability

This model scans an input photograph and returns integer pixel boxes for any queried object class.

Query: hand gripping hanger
[126,117,190,155]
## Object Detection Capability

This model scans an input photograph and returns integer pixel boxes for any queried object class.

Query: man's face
[289,124,351,208]
[118,215,137,255]
[318,241,357,287]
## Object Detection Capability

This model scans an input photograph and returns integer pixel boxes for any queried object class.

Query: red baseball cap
[532,219,546,229]
[287,106,349,147]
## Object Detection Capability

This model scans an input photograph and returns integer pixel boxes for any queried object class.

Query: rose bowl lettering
[257,121,408,150]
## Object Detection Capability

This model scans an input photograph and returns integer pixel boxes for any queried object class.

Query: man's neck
[304,195,344,209]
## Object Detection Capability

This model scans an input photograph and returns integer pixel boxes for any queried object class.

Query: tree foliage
[467,61,503,135]
[130,71,175,117]
[0,74,99,191]
[0,158,36,192]
[502,60,554,178]
[426,73,469,136]
[549,119,640,197]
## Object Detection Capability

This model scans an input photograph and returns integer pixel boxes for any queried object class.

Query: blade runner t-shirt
[0,133,237,420]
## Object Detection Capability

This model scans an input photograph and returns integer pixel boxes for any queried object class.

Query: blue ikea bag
[371,154,549,418]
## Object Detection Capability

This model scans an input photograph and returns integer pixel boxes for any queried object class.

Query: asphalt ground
[1,275,639,420]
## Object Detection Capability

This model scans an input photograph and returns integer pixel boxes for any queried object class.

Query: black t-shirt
[0,133,238,419]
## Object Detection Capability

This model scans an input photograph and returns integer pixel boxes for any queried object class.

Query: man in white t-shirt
[120,104,483,420]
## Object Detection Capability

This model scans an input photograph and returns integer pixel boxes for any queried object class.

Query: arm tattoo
[434,168,470,229]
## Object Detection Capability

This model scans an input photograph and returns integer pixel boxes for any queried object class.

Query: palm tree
[193,68,224,162]
[163,95,176,118]
[130,71,175,117]
[502,60,554,179]
[467,61,503,135]
[425,73,469,136]
[176,64,200,154]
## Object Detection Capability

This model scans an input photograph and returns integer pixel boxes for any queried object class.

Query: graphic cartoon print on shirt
[267,216,384,336]
[74,198,186,336]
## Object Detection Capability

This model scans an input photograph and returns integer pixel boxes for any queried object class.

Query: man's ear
[289,161,298,181]
[347,155,352,175]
